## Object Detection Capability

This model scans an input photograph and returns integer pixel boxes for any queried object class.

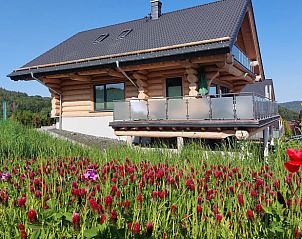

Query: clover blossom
[1,172,11,181]
[84,169,98,181]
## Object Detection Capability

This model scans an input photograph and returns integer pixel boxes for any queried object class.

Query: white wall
[59,116,126,140]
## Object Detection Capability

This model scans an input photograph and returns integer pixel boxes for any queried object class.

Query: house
[8,0,279,152]
[242,78,275,101]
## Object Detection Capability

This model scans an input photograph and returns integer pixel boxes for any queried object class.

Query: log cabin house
[9,0,279,151]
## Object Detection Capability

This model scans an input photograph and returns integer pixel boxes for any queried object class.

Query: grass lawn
[0,121,301,238]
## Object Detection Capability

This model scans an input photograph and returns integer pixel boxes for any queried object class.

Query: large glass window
[166,78,183,97]
[94,83,124,111]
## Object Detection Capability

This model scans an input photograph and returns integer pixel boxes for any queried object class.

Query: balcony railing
[113,93,278,122]
[232,45,254,73]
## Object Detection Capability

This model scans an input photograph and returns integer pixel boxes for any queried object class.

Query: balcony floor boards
[110,116,280,130]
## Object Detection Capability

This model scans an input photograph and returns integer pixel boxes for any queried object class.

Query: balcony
[110,93,279,133]
[110,93,280,139]
[232,45,254,73]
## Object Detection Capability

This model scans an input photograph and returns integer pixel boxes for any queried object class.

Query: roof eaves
[8,43,231,80]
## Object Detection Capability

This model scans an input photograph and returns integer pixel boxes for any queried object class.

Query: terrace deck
[110,116,280,130]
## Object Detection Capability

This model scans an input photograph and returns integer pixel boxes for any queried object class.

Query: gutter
[115,61,138,88]
[30,72,62,130]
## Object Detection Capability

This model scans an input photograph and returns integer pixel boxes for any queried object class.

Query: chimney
[151,0,162,20]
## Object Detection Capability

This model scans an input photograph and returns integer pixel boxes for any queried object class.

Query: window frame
[93,33,109,44]
[93,82,125,112]
[117,29,133,40]
[165,77,183,98]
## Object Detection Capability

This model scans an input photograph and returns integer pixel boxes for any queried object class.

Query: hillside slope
[280,101,302,113]
[0,88,53,126]
[278,105,299,121]
[0,88,51,117]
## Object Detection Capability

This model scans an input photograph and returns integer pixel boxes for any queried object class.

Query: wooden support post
[126,136,133,146]
[263,127,269,160]
[177,137,184,152]
[185,68,199,96]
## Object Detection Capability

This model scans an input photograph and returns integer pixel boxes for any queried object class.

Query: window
[117,29,132,39]
[94,83,124,111]
[209,84,218,96]
[93,33,109,44]
[166,78,183,97]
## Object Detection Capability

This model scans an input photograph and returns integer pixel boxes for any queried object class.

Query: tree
[283,120,292,137]
[0,88,54,127]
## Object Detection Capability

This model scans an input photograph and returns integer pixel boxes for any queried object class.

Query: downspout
[30,72,62,130]
[115,61,138,88]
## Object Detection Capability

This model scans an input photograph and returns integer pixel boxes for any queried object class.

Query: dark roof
[9,0,250,79]
[242,79,275,100]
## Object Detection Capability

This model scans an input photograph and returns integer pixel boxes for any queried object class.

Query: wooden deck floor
[110,116,280,130]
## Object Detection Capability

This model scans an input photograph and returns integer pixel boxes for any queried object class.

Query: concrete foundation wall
[58,116,126,140]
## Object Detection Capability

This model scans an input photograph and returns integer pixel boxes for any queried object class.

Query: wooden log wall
[42,56,254,118]
[146,67,187,97]
[61,80,92,117]
[183,77,190,96]
[42,78,61,118]
[147,78,164,97]
[125,81,138,99]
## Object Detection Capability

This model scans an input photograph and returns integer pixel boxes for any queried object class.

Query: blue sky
[0,0,301,103]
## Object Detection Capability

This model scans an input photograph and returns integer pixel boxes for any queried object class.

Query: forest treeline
[0,88,54,127]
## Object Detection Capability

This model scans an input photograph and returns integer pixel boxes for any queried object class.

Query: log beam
[205,71,219,88]
[219,62,254,83]
[114,131,234,139]
[78,69,109,76]
[69,74,92,82]
[108,70,124,78]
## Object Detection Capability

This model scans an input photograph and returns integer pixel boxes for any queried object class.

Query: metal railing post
[209,97,212,119]
[129,101,132,121]
[233,95,237,120]
[186,98,189,120]
[252,93,256,120]
[147,99,150,121]
[165,98,168,120]
[113,103,116,121]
